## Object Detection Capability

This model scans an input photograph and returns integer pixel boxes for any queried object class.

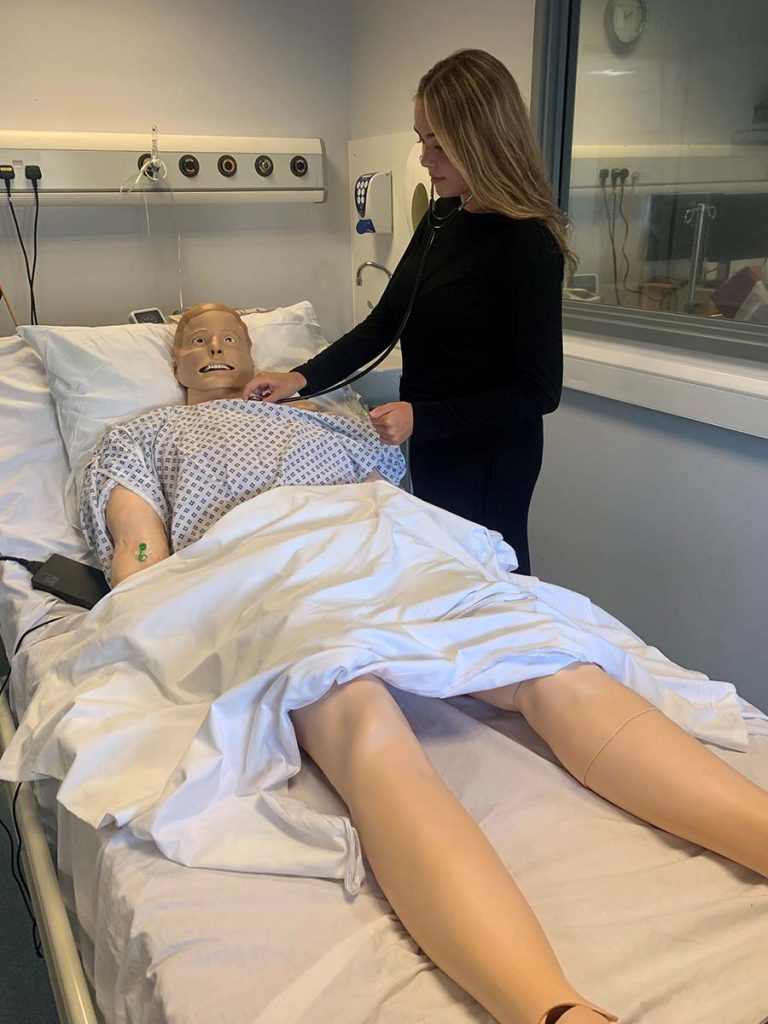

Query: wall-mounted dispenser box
[354,171,392,234]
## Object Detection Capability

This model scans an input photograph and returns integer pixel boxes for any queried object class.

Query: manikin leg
[476,663,768,880]
[291,677,616,1024]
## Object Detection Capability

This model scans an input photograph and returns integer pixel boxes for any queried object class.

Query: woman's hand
[242,370,308,403]
[370,402,414,445]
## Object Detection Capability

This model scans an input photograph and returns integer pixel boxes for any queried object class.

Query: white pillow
[19,301,367,491]
[0,334,87,562]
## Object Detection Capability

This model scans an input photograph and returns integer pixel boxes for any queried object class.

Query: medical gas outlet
[179,154,200,177]
[355,171,392,234]
[217,155,238,177]
[0,132,326,203]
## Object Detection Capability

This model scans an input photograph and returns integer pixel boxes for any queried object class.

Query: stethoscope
[280,186,474,403]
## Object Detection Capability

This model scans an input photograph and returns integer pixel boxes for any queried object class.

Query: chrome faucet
[355,261,392,286]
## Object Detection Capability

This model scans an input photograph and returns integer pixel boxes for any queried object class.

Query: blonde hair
[173,302,251,350]
[416,49,576,278]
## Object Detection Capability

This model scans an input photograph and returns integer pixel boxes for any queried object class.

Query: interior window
[565,0,768,331]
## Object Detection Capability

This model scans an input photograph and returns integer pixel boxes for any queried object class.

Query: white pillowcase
[19,301,367,494]
[0,334,87,562]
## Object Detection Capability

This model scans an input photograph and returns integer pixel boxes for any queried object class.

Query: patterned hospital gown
[80,399,406,580]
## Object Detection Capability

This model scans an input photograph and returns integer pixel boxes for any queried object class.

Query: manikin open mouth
[199,363,235,373]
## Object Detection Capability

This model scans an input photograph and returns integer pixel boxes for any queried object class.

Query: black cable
[611,186,620,306]
[30,179,40,325]
[282,225,438,404]
[4,784,43,956]
[0,555,44,574]
[12,785,29,901]
[14,617,66,657]
[280,187,471,405]
[618,181,642,299]
[11,784,44,957]
[3,183,37,325]
[663,280,687,311]
[602,181,621,306]
[0,615,66,702]
[0,813,36,920]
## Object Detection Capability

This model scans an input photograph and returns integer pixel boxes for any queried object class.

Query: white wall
[531,392,768,710]
[349,0,536,139]
[568,0,768,303]
[573,0,768,146]
[1,0,539,332]
[347,0,768,712]
[547,0,768,709]
[347,0,538,314]
[0,0,353,336]
[4,0,765,711]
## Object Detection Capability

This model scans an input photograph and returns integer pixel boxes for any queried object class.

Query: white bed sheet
[2,333,768,1024]
[52,689,768,1024]
[0,334,88,671]
[4,481,765,894]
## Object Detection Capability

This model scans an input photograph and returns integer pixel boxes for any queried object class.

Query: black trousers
[408,419,544,576]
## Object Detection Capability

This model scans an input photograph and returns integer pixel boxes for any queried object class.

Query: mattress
[2,332,768,1024]
[42,685,768,1024]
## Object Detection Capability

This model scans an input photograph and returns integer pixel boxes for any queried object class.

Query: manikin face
[413,98,471,201]
[174,308,254,402]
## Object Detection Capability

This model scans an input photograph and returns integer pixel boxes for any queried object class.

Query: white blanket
[0,482,759,892]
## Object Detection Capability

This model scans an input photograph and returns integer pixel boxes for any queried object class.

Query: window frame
[531,0,768,367]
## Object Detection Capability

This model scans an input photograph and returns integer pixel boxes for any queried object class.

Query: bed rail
[0,691,100,1024]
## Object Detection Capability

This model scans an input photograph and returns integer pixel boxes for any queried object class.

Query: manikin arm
[106,485,170,587]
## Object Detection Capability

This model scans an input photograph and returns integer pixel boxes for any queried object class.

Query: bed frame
[0,689,100,1024]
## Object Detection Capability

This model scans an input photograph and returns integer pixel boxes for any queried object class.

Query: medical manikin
[82,303,402,586]
[81,304,768,1024]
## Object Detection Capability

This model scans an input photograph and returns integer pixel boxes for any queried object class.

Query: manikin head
[173,303,255,405]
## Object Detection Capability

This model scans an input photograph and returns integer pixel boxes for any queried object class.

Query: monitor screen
[707,194,768,262]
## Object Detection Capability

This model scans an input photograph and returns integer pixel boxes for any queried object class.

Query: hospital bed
[1,313,768,1024]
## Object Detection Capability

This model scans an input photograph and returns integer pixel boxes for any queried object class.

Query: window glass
[566,1,768,330]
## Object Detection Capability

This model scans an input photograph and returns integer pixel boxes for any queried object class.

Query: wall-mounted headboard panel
[0,131,326,204]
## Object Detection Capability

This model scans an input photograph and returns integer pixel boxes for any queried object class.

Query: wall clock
[607,0,647,46]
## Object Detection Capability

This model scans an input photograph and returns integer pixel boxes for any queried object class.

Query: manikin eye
[193,337,206,346]
[224,336,236,345]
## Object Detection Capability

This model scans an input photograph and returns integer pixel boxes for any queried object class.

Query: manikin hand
[242,370,308,403]
[370,402,414,445]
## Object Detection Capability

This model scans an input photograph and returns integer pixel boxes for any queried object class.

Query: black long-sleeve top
[294,199,564,442]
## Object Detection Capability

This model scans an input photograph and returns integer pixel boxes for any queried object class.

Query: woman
[244,49,570,575]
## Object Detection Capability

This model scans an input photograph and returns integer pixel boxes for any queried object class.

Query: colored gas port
[255,155,274,177]
[179,154,200,178]
[137,153,158,178]
[218,154,237,177]
[290,155,308,177]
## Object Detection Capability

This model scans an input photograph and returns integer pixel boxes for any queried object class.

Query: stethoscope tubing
[280,189,472,404]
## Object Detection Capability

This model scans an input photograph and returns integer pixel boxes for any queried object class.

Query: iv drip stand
[684,202,716,313]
